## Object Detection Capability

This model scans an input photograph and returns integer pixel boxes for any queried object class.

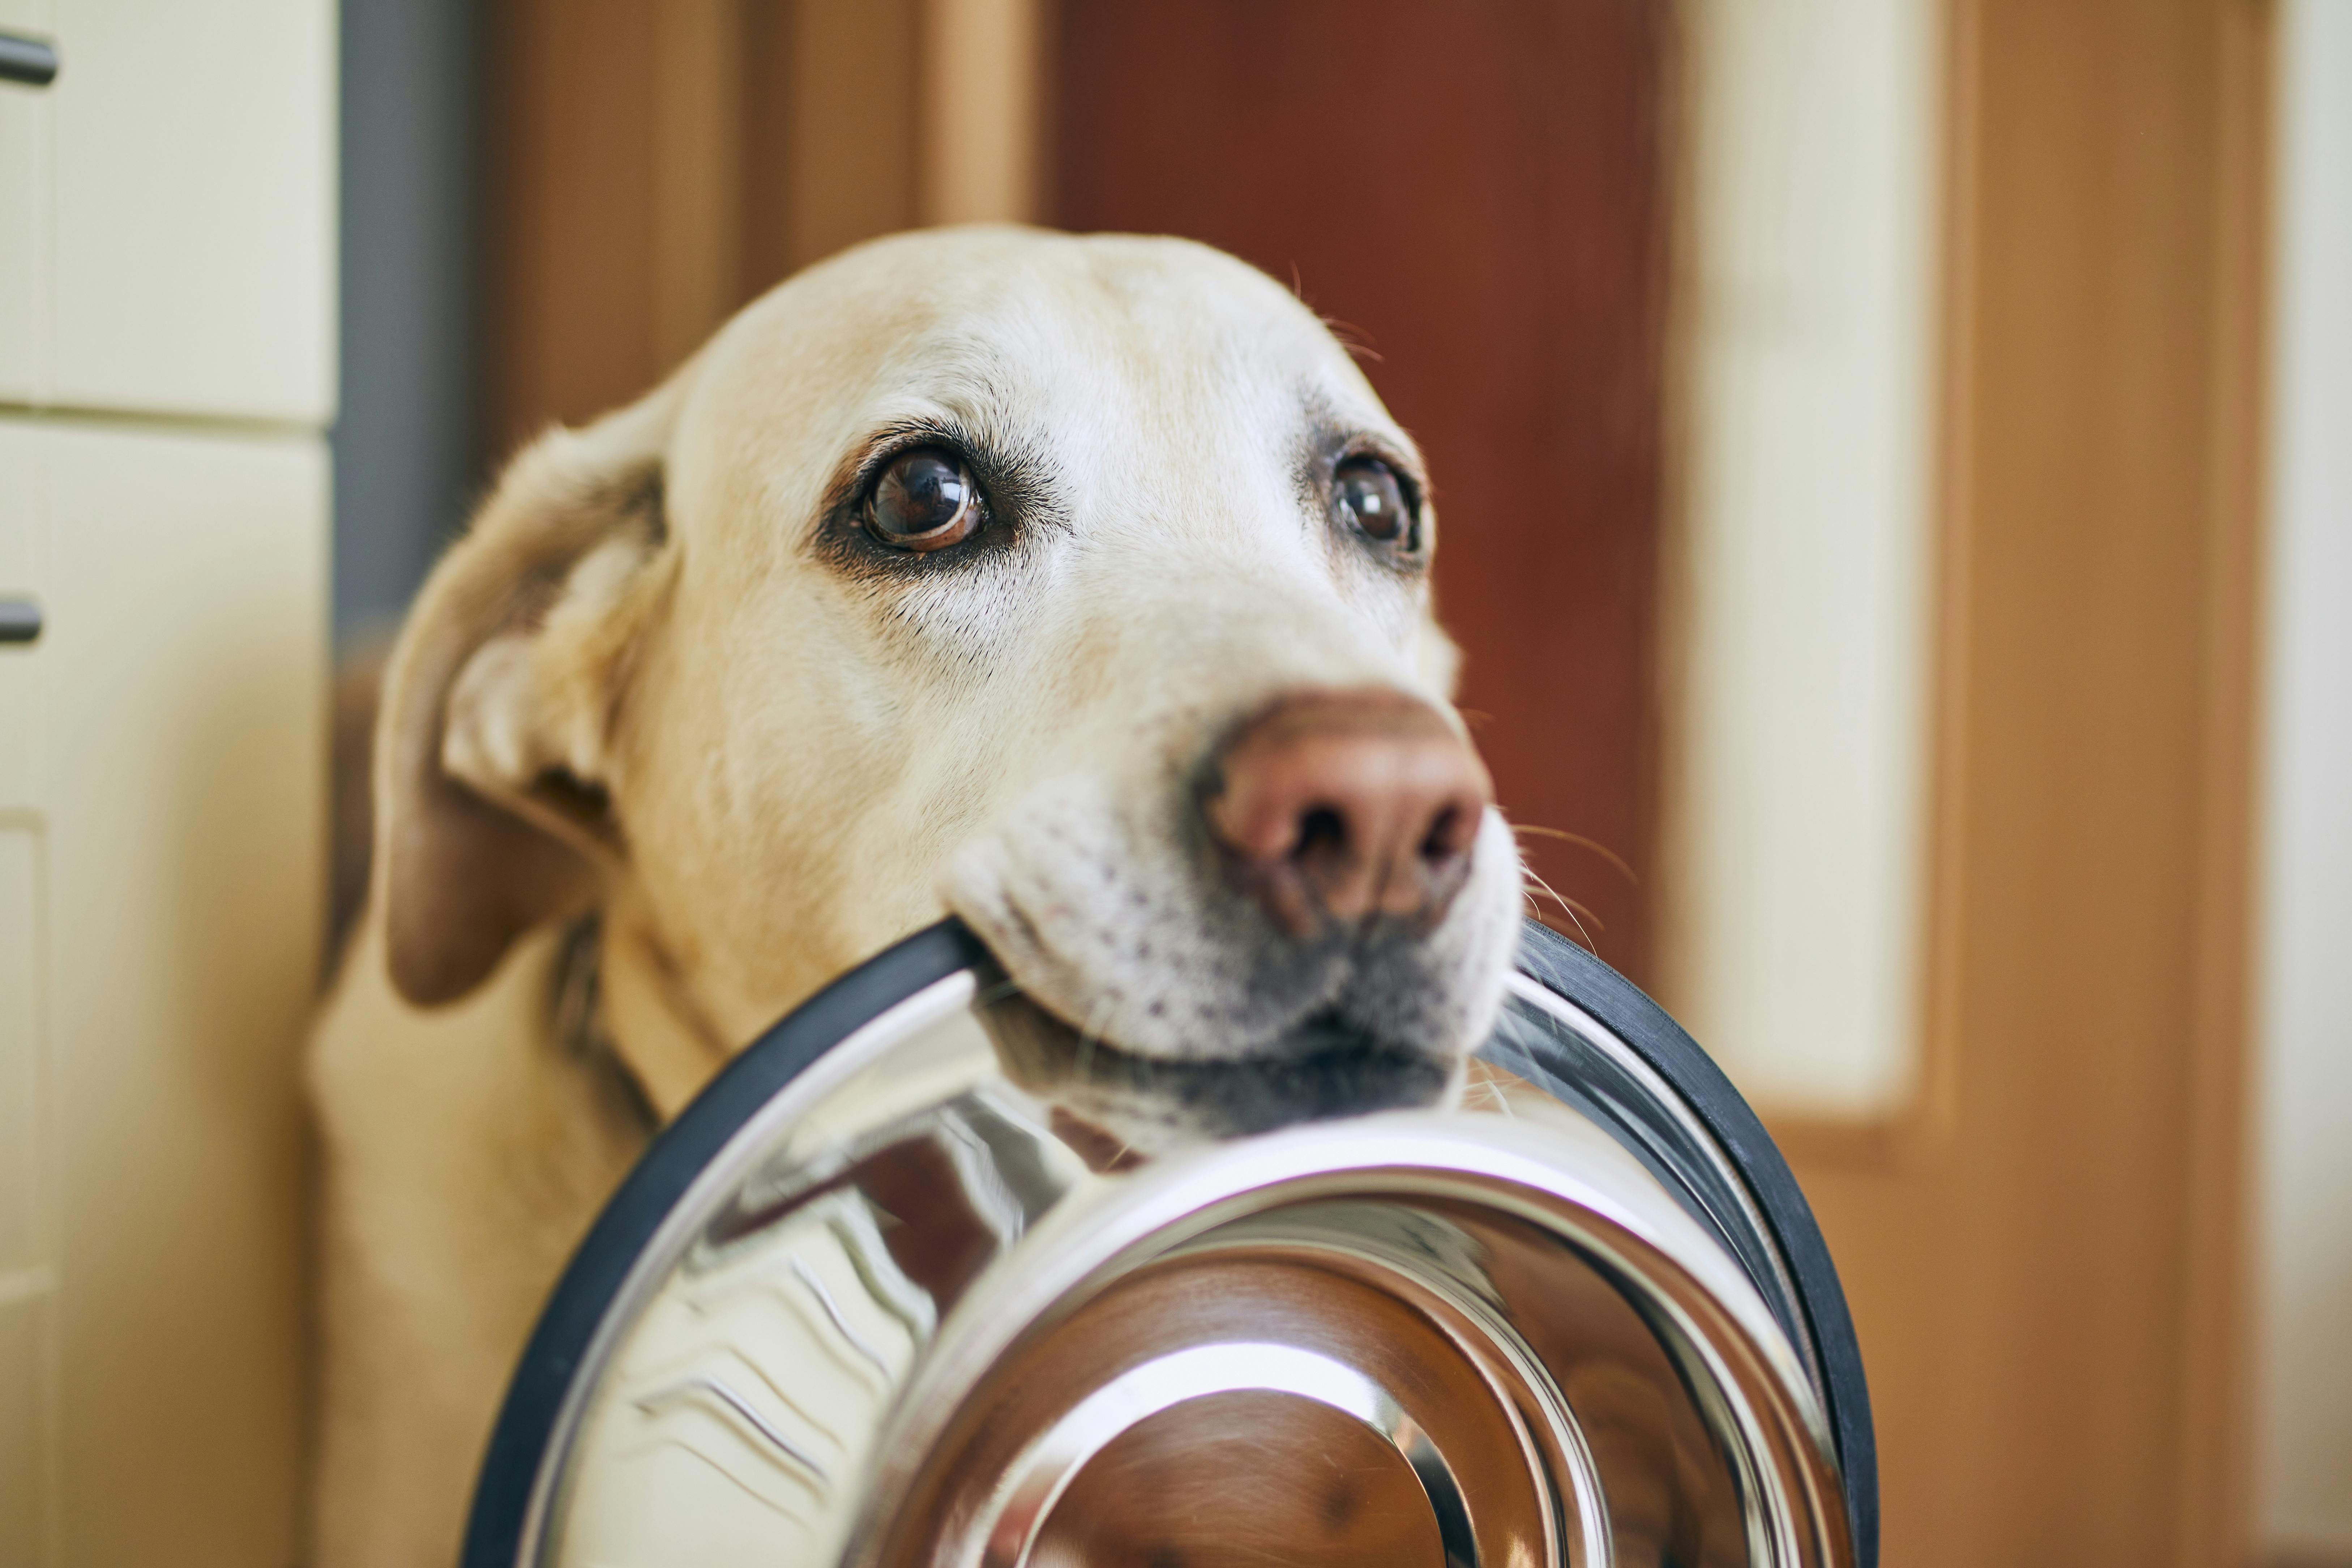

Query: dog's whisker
[1531,904,1601,954]
[1522,867,1602,952]
[1072,990,1124,1081]
[1477,1077,1517,1119]
[1510,822,1638,885]
[1520,866,1605,932]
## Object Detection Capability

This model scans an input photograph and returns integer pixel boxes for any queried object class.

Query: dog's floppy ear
[376,380,688,1006]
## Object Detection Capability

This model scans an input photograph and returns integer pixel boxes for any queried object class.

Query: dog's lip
[974,987,1455,1140]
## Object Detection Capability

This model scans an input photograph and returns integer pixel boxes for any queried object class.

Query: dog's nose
[1204,688,1493,936]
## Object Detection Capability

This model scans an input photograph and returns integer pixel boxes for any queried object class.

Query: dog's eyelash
[848,426,976,502]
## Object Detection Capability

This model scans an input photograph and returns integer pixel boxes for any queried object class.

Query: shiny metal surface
[1488,974,1825,1400]
[977,1341,1477,1568]
[522,965,1853,1568]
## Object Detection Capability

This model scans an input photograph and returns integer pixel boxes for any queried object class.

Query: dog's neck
[547,917,656,1130]
[554,901,736,1123]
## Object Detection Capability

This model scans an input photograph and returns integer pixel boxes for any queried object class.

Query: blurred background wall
[334,0,481,636]
[324,2,2346,1563]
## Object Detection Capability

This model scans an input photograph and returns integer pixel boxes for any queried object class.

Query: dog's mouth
[976,984,1457,1155]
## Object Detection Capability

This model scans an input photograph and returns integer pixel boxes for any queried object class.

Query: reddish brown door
[1053,0,1671,984]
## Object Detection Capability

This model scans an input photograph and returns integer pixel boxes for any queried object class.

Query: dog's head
[375,227,1524,1144]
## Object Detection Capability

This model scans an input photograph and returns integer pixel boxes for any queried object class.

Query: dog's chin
[975,988,1466,1159]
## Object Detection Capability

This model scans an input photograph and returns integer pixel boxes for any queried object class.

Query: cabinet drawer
[16,0,335,423]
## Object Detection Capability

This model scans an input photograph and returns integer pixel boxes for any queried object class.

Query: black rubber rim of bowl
[460,916,1878,1568]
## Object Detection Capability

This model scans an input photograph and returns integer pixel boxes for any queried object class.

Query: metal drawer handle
[0,599,40,645]
[0,33,58,87]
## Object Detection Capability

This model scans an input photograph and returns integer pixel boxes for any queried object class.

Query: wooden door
[1052,0,1672,987]
[1780,3,2268,1563]
[491,0,928,448]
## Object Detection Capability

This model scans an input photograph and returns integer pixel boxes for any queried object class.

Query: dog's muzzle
[462,919,1877,1568]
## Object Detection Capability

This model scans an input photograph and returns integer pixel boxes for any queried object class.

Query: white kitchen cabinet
[0,5,333,1564]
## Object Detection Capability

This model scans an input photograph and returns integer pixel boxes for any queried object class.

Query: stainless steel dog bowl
[463,919,1876,1568]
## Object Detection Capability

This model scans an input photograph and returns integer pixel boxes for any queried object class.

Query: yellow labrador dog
[308,226,1524,1567]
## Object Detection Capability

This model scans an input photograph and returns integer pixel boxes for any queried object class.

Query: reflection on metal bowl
[463,919,1877,1568]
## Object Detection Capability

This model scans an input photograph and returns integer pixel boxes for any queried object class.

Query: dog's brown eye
[1334,456,1412,546]
[867,447,980,551]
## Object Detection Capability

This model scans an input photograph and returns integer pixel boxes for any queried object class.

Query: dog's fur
[307,227,1524,1567]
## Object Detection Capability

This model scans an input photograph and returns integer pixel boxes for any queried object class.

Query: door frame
[1740,2,2270,1561]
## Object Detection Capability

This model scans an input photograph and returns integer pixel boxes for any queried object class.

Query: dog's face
[376,227,1523,1142]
